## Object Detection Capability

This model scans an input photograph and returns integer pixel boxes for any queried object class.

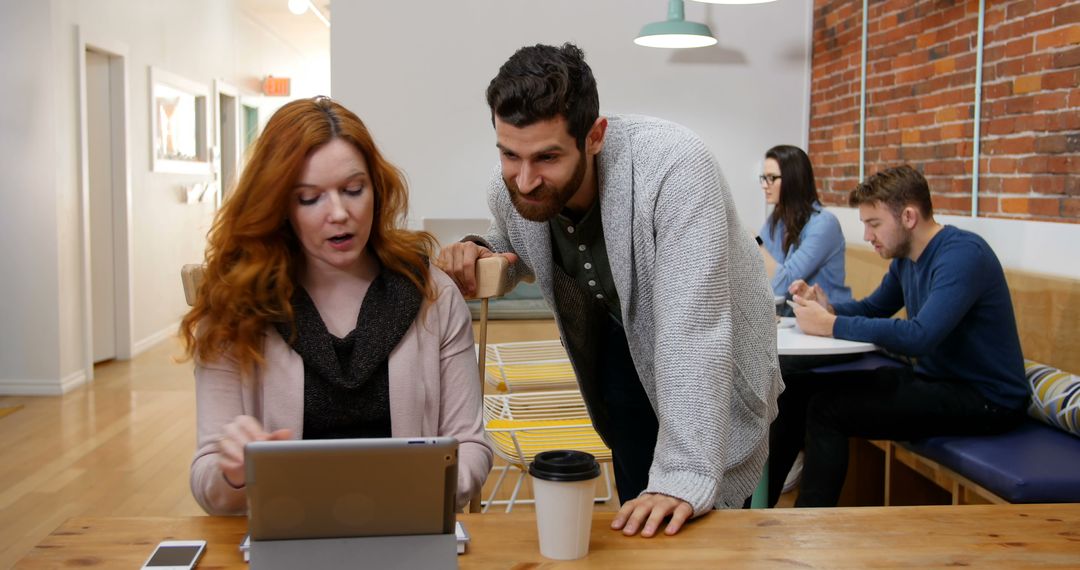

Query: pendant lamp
[692,0,778,4]
[634,0,718,49]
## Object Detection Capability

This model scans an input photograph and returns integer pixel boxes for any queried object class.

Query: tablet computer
[245,437,458,541]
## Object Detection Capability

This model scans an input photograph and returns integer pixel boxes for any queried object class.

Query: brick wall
[809,0,1079,223]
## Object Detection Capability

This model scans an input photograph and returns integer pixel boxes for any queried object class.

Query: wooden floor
[0,317,794,567]
[0,337,204,567]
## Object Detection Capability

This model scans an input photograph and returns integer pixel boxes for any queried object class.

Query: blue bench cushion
[1026,360,1080,437]
[904,418,1080,503]
[809,352,907,374]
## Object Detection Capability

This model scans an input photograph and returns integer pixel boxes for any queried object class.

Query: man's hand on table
[788,279,833,312]
[611,493,694,537]
[790,292,838,337]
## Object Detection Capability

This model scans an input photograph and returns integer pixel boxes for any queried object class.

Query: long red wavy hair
[180,96,436,375]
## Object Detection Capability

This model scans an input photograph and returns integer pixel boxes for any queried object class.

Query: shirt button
[596,293,604,299]
[578,244,586,252]
[588,280,597,287]
[584,262,592,270]
[567,226,575,234]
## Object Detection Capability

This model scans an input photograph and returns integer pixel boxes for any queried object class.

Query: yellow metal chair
[482,340,578,393]
[461,257,614,512]
[481,389,613,513]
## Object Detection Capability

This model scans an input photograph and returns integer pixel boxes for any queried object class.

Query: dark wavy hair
[485,43,599,149]
[849,164,934,219]
[766,145,819,254]
[179,97,436,375]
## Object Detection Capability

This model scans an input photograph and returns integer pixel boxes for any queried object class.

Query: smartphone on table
[141,540,206,569]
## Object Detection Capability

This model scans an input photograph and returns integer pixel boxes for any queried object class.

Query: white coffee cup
[529,450,601,560]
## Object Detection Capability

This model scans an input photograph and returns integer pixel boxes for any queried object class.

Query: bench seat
[901,419,1080,503]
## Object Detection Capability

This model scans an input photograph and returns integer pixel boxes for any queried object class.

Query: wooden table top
[16,504,1080,568]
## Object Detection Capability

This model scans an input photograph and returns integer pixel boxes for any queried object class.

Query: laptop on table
[245,437,459,569]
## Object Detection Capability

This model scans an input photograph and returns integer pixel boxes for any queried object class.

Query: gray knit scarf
[274,269,421,439]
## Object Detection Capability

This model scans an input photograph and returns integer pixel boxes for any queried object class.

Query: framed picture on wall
[149,66,210,174]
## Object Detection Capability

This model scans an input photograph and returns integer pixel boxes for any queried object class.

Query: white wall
[0,2,63,390]
[831,206,1080,280]
[331,0,813,231]
[331,1,1077,281]
[0,0,330,395]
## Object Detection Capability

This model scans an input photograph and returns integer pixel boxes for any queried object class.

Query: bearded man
[437,43,782,537]
[778,164,1029,507]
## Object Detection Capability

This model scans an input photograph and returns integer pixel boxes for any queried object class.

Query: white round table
[776,317,878,356]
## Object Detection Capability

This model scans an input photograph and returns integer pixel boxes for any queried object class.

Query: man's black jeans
[768,365,1025,507]
[594,315,658,503]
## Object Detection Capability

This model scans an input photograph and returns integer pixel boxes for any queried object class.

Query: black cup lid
[528,450,600,482]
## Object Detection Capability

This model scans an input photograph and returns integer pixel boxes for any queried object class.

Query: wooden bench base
[783,439,1009,507]
[867,440,1008,506]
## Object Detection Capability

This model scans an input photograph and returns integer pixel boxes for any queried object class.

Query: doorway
[214,80,240,200]
[79,32,133,379]
[86,49,116,363]
[242,101,260,154]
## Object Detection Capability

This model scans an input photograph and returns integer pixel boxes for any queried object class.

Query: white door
[87,49,116,363]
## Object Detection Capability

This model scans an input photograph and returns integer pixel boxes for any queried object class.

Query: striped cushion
[1026,360,1080,437]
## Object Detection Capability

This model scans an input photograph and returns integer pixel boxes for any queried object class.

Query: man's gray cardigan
[472,115,783,515]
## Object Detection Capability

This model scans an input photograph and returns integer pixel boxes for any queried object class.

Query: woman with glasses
[758,144,853,505]
[757,145,852,313]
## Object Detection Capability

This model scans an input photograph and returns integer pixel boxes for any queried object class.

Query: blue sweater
[832,226,1027,410]
[760,203,853,304]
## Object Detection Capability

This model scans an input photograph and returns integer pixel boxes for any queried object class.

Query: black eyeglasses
[759,174,781,185]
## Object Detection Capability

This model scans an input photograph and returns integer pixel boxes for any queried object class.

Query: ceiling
[236,0,331,61]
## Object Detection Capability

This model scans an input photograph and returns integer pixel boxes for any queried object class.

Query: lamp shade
[635,0,718,48]
[287,0,309,15]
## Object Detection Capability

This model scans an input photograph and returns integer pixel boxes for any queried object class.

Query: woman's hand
[216,415,293,488]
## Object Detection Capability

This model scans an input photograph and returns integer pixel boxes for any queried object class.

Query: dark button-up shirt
[549,202,622,322]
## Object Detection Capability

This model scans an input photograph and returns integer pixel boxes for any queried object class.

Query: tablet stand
[250,533,457,569]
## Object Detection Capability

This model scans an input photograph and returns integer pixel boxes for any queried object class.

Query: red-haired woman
[181,97,492,515]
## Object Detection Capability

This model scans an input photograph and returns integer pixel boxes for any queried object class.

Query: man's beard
[505,152,587,222]
[880,230,912,259]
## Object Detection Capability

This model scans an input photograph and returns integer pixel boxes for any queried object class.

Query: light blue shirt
[759,203,853,304]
